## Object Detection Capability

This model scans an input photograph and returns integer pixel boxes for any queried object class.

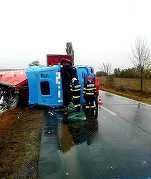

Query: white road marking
[101,106,117,116]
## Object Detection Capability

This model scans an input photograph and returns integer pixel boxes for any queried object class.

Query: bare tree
[131,39,151,91]
[101,63,112,76]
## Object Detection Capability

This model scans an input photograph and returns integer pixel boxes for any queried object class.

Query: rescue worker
[70,77,81,111]
[94,77,99,111]
[61,60,73,113]
[83,75,97,110]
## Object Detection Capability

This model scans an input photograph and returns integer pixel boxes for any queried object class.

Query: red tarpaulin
[0,70,27,90]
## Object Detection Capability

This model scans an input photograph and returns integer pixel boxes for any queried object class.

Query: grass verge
[102,87,151,105]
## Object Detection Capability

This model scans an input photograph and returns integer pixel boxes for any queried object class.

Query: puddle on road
[1,105,151,179]
[39,108,151,179]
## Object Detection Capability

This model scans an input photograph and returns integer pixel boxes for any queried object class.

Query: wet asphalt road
[39,91,151,179]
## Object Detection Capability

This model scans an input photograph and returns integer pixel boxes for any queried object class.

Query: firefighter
[83,75,97,110]
[61,60,73,113]
[70,77,81,111]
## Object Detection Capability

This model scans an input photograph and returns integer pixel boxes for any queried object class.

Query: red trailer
[0,70,28,108]
[47,54,73,66]
[0,70,27,90]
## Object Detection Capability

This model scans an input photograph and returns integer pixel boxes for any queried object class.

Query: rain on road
[39,91,151,179]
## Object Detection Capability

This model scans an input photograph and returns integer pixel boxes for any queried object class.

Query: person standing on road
[70,77,81,112]
[83,75,97,110]
[61,60,73,113]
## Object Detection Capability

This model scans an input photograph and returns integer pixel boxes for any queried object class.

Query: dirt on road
[0,107,44,178]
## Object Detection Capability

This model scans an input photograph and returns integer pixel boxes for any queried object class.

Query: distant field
[98,76,151,93]
[97,76,151,104]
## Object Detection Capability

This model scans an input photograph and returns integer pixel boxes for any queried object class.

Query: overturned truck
[0,70,28,111]
[26,65,96,108]
[0,43,100,111]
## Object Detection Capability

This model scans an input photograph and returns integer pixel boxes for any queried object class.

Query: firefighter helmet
[86,75,94,84]
[72,77,77,83]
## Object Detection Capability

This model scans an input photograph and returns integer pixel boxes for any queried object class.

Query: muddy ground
[0,107,44,178]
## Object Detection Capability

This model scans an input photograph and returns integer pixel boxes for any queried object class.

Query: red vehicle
[47,54,73,66]
[0,70,27,90]
[95,78,100,96]
[0,70,28,108]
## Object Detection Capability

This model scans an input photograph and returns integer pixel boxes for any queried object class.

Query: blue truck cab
[26,66,63,107]
[26,65,95,107]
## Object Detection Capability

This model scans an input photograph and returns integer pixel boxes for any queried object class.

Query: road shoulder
[101,87,151,105]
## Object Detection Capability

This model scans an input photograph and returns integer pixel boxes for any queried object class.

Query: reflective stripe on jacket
[83,83,96,96]
[73,95,80,99]
[70,80,81,100]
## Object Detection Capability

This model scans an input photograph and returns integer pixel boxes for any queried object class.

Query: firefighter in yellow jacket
[83,75,97,109]
[70,77,81,111]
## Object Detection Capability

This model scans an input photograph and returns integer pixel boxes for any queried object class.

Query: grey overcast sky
[0,0,151,71]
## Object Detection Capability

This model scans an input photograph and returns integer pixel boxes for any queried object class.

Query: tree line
[96,38,151,92]
[97,67,151,79]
